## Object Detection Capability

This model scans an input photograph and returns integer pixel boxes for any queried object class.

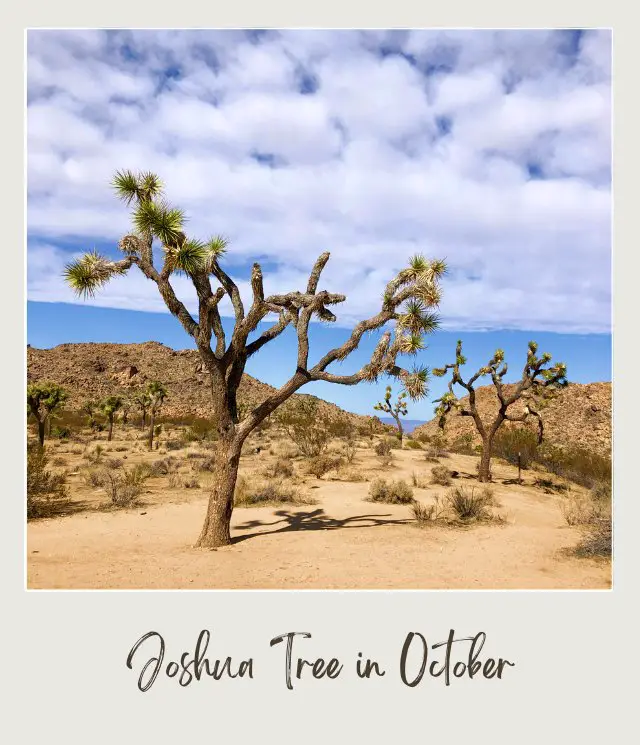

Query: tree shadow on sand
[231,508,411,545]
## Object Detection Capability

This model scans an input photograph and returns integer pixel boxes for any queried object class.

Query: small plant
[534,477,569,494]
[368,478,414,504]
[431,465,452,486]
[412,497,445,524]
[27,443,68,518]
[575,516,611,558]
[445,485,500,523]
[306,454,343,479]
[343,437,358,464]
[234,476,314,507]
[262,457,295,479]
[449,433,475,455]
[404,439,422,450]
[333,467,365,482]
[150,457,178,477]
[83,469,107,488]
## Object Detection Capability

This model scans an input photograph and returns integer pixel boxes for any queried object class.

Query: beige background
[6,2,637,742]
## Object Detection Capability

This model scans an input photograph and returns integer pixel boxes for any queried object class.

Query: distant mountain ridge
[26,341,382,429]
[412,381,611,456]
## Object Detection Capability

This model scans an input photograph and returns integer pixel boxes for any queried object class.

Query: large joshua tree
[145,381,167,451]
[374,386,409,445]
[27,382,68,446]
[64,170,446,547]
[432,340,568,482]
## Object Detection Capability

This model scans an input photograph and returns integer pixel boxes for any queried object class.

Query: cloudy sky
[26,29,612,416]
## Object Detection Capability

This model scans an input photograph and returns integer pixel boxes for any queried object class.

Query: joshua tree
[374,386,409,445]
[145,381,168,451]
[27,382,68,446]
[64,170,445,547]
[134,391,151,429]
[432,340,567,482]
[99,395,124,442]
[120,399,132,425]
[82,399,99,429]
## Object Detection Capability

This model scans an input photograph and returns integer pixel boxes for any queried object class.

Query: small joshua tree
[432,340,567,482]
[145,381,167,451]
[82,399,99,430]
[134,391,151,429]
[374,386,409,445]
[27,382,68,446]
[64,170,445,547]
[99,395,123,442]
[120,399,132,425]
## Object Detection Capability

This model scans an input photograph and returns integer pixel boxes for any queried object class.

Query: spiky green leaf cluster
[133,200,185,246]
[64,251,127,298]
[27,381,68,418]
[399,365,430,401]
[112,169,163,205]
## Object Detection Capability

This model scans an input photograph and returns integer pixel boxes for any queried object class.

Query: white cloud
[27,29,611,334]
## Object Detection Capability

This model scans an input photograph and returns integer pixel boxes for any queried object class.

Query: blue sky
[27,30,611,419]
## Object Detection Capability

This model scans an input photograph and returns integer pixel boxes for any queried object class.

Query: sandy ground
[27,433,611,590]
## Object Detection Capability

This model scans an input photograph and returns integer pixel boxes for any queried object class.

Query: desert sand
[27,440,610,590]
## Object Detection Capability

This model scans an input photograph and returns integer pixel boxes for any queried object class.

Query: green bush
[449,433,475,455]
[306,454,343,479]
[27,444,68,519]
[535,444,611,489]
[368,478,414,504]
[234,476,313,507]
[445,485,500,523]
[493,427,539,469]
[405,439,422,450]
[430,465,452,486]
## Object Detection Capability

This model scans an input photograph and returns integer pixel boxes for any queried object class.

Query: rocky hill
[26,342,382,429]
[413,381,611,456]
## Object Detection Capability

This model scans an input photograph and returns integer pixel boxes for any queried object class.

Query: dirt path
[27,451,610,590]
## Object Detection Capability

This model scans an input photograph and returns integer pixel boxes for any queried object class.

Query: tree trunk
[108,417,113,442]
[38,419,45,447]
[478,439,492,482]
[148,412,155,451]
[195,438,240,548]
[393,415,404,446]
[141,412,146,430]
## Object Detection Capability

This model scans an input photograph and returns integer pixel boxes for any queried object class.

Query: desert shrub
[306,454,343,479]
[493,427,539,469]
[51,425,72,439]
[431,465,452,486]
[113,445,128,452]
[412,497,445,524]
[343,437,358,464]
[109,457,125,469]
[575,516,612,558]
[368,478,414,504]
[234,476,313,507]
[405,439,422,450]
[446,486,500,523]
[561,495,609,526]
[100,470,142,507]
[165,439,183,451]
[333,467,365,482]
[534,477,569,494]
[410,471,430,488]
[27,444,68,518]
[51,456,67,467]
[149,457,178,477]
[276,398,348,457]
[168,473,200,489]
[591,481,612,501]
[262,457,295,479]
[535,445,611,489]
[83,469,107,488]
[374,439,392,457]
[449,432,475,455]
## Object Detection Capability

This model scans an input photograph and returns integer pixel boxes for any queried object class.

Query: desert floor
[27,431,611,590]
